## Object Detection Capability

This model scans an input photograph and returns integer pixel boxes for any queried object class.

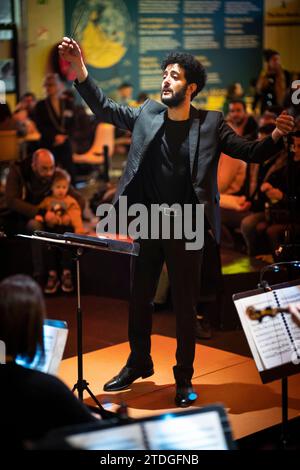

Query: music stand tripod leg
[71,247,108,417]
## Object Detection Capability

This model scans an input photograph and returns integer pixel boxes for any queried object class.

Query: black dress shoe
[175,383,198,408]
[103,365,154,391]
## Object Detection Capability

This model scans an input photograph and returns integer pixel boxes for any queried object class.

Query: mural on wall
[71,0,131,68]
[64,0,264,109]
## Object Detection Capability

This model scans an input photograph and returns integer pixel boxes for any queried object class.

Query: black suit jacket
[75,76,283,242]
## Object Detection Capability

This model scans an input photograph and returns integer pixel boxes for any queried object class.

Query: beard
[231,116,245,126]
[161,83,188,107]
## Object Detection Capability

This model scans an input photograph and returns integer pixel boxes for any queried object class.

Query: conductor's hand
[58,37,88,83]
[272,110,295,142]
[58,37,81,63]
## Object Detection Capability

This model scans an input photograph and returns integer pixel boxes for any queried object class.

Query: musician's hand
[272,110,295,141]
[58,37,88,83]
[288,302,300,327]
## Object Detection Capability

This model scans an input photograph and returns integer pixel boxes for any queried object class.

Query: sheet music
[234,288,298,371]
[66,410,229,450]
[67,423,146,450]
[45,324,68,374]
[16,321,68,375]
[144,411,228,450]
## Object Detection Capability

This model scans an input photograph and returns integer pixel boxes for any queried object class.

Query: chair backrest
[93,123,115,158]
[0,130,19,162]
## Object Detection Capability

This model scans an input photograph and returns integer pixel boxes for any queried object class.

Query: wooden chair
[0,130,20,162]
[73,123,115,165]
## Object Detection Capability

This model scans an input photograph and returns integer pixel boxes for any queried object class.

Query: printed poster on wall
[64,0,264,109]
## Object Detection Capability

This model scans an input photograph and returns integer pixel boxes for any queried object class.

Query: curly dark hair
[161,52,207,100]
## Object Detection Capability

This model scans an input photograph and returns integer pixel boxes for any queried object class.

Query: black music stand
[233,268,300,449]
[257,262,300,448]
[18,231,139,419]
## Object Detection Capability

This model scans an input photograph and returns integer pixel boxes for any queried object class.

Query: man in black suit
[59,38,294,407]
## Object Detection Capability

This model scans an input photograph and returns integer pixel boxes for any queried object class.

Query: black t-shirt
[0,363,97,448]
[140,117,196,207]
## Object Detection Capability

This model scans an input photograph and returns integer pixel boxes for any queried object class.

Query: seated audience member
[218,152,250,247]
[0,274,97,449]
[15,92,37,120]
[218,152,247,196]
[0,102,39,144]
[35,168,84,294]
[264,134,300,254]
[5,148,84,279]
[13,108,40,141]
[246,124,277,201]
[240,135,289,256]
[0,102,39,159]
[14,92,39,140]
[34,73,76,182]
[226,99,258,141]
[222,82,244,116]
[258,109,277,128]
[0,103,21,133]
[5,148,84,232]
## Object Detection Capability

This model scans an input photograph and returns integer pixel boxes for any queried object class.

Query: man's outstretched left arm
[220,111,295,163]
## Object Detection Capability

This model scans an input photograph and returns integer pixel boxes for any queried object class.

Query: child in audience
[35,168,84,294]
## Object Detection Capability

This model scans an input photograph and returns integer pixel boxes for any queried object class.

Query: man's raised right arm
[58,37,143,131]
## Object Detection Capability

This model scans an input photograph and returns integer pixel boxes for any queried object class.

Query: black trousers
[126,236,203,384]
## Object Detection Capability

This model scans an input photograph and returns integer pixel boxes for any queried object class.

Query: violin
[246,305,290,321]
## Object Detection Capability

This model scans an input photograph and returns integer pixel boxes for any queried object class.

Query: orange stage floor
[58,335,300,440]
